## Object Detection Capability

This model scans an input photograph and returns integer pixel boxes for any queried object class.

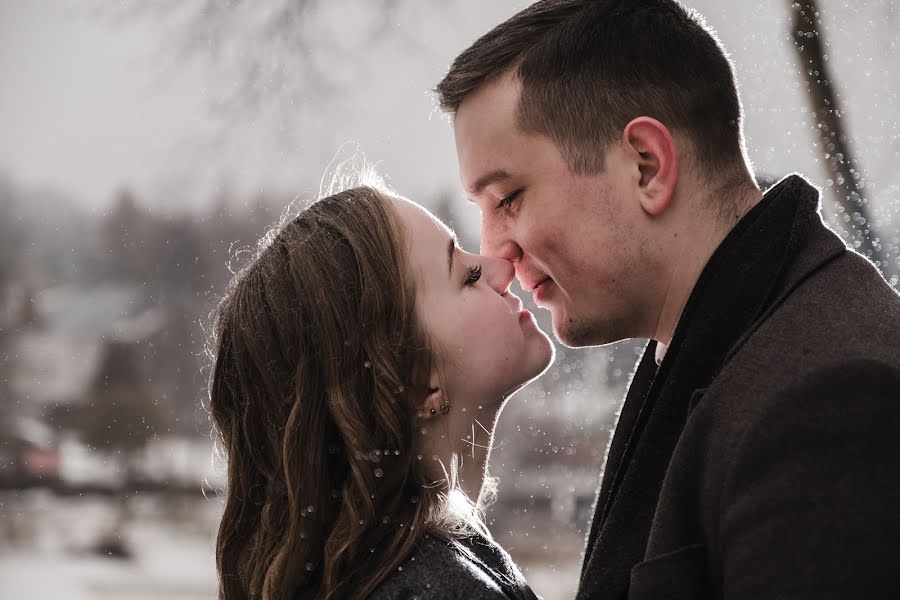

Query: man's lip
[533,278,553,303]
[530,277,550,292]
[523,276,550,292]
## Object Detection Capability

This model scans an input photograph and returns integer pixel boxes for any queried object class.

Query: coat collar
[579,174,846,598]
[656,173,842,392]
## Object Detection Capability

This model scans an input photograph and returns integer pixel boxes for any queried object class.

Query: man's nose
[480,220,522,262]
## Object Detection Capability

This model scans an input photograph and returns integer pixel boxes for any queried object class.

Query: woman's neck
[421,407,499,504]
[454,414,496,502]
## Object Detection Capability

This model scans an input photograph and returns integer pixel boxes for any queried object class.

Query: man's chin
[550,310,584,348]
[552,311,617,348]
[552,327,586,349]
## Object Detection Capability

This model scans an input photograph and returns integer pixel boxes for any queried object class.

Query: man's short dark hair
[435,0,746,176]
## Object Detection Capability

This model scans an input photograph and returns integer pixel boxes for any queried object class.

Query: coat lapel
[580,345,658,576]
[577,175,846,599]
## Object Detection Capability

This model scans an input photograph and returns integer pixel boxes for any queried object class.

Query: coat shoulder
[707,247,900,419]
[367,533,532,600]
[676,249,900,532]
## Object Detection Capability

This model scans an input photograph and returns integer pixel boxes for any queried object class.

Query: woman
[208,181,553,599]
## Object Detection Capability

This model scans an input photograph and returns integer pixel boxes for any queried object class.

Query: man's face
[454,73,652,347]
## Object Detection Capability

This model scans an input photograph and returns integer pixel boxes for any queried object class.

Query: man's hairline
[448,66,621,186]
[444,65,748,192]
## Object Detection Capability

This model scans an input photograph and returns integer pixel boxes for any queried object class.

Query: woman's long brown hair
[208,186,442,599]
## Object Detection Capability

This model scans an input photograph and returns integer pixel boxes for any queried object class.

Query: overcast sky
[0,1,231,211]
[1,0,897,220]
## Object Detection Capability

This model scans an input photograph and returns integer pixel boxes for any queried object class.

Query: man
[435,1,900,598]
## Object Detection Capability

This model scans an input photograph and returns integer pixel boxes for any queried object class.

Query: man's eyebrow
[467,169,511,199]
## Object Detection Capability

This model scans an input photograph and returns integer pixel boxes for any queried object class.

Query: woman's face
[391,196,554,412]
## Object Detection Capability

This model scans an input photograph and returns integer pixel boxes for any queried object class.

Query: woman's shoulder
[367,532,538,600]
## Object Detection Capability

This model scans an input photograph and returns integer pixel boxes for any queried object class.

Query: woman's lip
[518,309,534,322]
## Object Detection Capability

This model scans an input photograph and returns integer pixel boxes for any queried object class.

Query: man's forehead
[455,76,523,196]
[456,70,521,120]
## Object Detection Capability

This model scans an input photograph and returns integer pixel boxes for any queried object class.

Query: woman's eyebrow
[447,236,456,277]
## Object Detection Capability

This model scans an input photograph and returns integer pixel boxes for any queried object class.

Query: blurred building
[1,283,176,490]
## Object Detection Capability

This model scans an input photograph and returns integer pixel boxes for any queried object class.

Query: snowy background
[1,1,898,599]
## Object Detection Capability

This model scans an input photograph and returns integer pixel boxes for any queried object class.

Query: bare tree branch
[102,0,426,121]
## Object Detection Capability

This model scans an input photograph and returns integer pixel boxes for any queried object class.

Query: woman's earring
[429,408,437,416]
[439,401,451,416]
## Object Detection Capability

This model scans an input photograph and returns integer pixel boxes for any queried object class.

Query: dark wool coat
[577,174,900,600]
[369,532,539,600]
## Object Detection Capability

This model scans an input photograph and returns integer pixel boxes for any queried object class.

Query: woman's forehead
[390,196,455,290]
[392,196,453,239]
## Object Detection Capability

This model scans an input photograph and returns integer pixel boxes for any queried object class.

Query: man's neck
[653,181,763,346]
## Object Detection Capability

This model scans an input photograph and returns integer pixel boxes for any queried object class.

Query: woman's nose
[485,256,515,295]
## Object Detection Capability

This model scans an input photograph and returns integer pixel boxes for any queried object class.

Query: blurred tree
[789,0,894,278]
[149,217,209,294]
[103,189,153,282]
[71,339,171,559]
[104,0,428,146]
[74,339,170,458]
[0,178,20,288]
[0,178,25,445]
[94,185,291,438]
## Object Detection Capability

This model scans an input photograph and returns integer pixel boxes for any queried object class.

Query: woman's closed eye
[465,264,482,286]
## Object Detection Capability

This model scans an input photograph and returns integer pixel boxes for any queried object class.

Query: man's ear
[622,117,679,216]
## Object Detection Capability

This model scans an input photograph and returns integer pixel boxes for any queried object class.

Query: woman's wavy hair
[207,184,463,599]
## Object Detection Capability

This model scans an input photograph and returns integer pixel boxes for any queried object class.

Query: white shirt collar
[654,341,669,367]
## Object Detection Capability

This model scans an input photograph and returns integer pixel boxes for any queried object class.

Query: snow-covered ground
[0,490,220,600]
[0,489,582,600]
